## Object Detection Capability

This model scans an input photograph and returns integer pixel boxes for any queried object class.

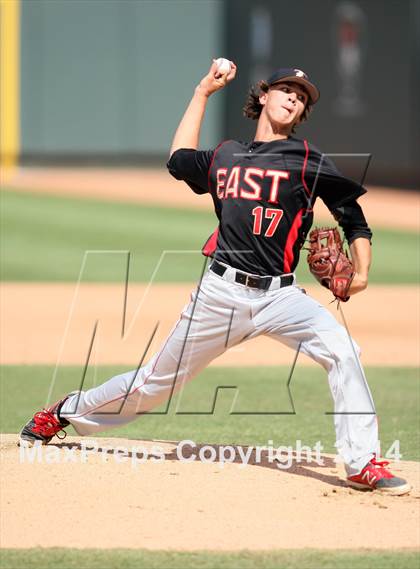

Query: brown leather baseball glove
[307,227,354,302]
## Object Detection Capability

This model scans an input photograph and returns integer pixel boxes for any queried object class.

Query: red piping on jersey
[302,139,311,198]
[207,140,231,193]
[202,227,219,257]
[283,209,304,273]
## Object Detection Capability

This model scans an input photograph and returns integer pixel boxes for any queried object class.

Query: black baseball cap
[266,68,320,104]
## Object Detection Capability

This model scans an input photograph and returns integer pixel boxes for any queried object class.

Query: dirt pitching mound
[1,434,419,550]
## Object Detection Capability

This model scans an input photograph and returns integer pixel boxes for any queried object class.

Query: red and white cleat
[347,457,411,496]
[18,395,71,446]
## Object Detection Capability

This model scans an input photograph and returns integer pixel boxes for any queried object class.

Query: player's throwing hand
[197,59,237,97]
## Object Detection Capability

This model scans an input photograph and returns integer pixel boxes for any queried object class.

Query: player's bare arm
[169,60,237,156]
[348,237,371,295]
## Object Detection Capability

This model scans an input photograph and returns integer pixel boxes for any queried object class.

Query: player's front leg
[262,286,410,495]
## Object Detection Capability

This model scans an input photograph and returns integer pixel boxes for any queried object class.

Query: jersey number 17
[252,206,283,237]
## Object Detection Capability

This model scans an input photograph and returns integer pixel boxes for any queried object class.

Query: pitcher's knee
[329,331,361,364]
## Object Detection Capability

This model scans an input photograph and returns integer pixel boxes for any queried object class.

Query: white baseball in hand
[215,57,231,74]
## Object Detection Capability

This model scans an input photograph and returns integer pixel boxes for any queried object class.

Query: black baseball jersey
[167,137,371,276]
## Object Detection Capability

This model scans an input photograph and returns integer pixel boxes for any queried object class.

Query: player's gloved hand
[307,227,354,302]
[196,60,237,97]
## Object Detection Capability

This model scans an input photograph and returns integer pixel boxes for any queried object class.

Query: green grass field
[1,365,418,460]
[1,190,419,283]
[1,548,419,569]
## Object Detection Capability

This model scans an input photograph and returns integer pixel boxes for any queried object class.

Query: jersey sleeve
[166,148,214,195]
[304,146,367,210]
[304,148,372,243]
[317,176,367,210]
[332,200,373,244]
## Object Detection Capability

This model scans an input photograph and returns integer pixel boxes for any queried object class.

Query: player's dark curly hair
[243,80,312,132]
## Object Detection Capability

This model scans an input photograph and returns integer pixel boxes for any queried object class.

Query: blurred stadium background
[1,0,419,187]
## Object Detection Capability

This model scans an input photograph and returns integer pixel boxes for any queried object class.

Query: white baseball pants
[60,267,378,475]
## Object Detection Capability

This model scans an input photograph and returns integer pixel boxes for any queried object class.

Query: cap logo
[294,69,306,78]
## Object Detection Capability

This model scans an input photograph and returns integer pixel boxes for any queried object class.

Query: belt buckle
[245,274,260,288]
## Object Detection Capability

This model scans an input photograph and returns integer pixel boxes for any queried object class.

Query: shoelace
[369,457,394,479]
[33,409,67,440]
[371,458,390,468]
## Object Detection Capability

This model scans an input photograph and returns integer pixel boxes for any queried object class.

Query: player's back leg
[20,271,253,441]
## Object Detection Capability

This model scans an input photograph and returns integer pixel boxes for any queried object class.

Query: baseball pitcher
[19,61,410,495]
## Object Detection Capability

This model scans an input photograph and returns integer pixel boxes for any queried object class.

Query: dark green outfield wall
[20,0,224,158]
[19,0,419,187]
